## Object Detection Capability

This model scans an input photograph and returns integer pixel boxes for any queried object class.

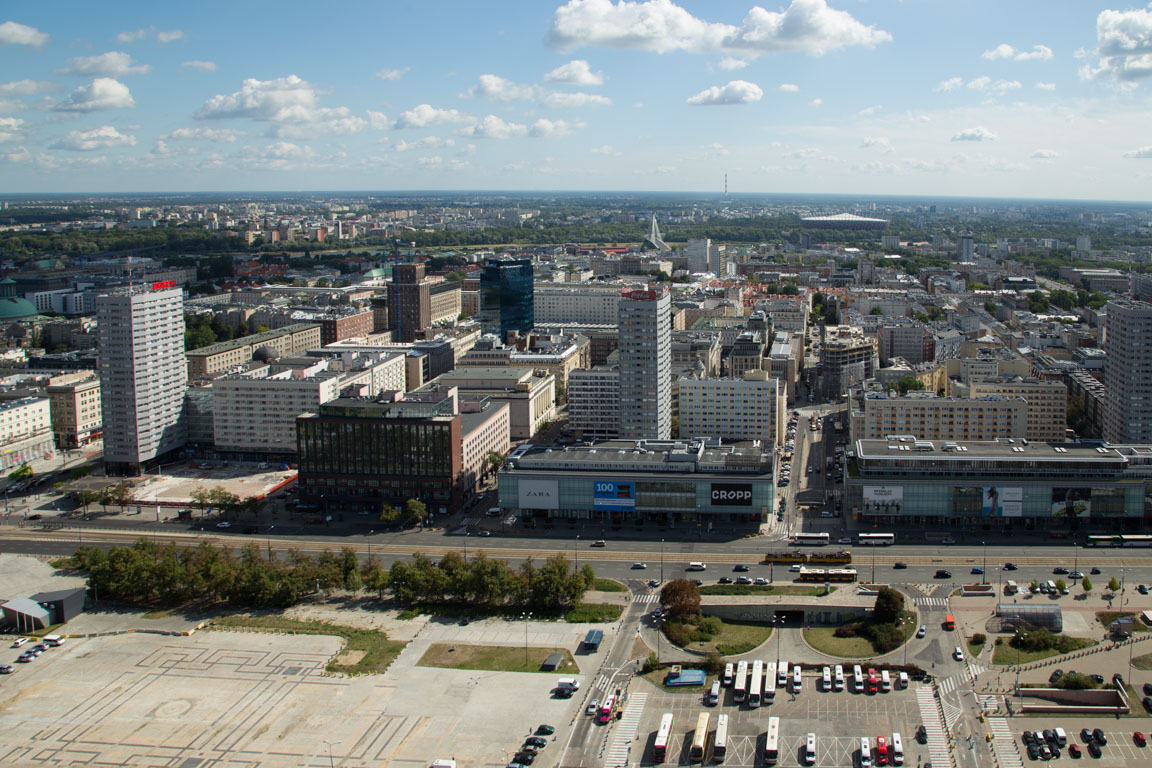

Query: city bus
[690,712,711,763]
[764,716,781,766]
[748,660,763,708]
[653,713,674,763]
[797,567,858,583]
[597,694,616,724]
[764,662,777,704]
[733,660,749,702]
[858,533,896,546]
[723,662,734,686]
[713,714,729,762]
[792,532,831,547]
[1086,534,1152,548]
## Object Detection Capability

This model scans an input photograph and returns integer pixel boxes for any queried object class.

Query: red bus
[653,713,674,763]
[867,668,878,694]
[598,694,616,724]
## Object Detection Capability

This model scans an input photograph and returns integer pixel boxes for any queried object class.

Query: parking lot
[633,671,928,767]
[0,624,587,768]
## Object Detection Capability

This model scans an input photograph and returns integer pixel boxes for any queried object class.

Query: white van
[834,664,845,691]
[708,680,721,706]
[1005,580,1018,595]
[687,562,707,571]
[860,737,872,768]
[853,664,864,693]
[556,677,580,692]
[723,662,734,686]
[1054,727,1067,747]
[792,665,802,692]
[805,733,817,765]
[822,666,832,691]
[1046,580,1057,593]
[778,661,789,686]
[880,670,891,692]
[486,507,502,517]
[891,733,904,765]
[42,635,65,647]
[898,671,909,689]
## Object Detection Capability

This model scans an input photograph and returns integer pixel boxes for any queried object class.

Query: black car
[1053,567,1069,575]
[524,737,547,749]
[1092,729,1107,745]
[916,725,928,744]
[1081,728,1094,744]
[1090,674,1105,684]
[1049,670,1064,683]
[1043,729,1057,745]
[718,577,733,584]
[1023,731,1036,746]
[893,562,908,569]
[513,753,535,765]
[1113,673,1126,688]
[734,564,750,572]
[1026,744,1040,760]
[1004,562,1018,570]
[1144,682,1152,697]
[1143,696,1152,713]
[1087,742,1101,758]
[536,725,555,736]
[1090,567,1101,574]
[934,569,952,578]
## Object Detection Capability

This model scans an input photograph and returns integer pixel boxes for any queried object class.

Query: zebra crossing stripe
[916,685,954,768]
[633,594,659,604]
[988,717,1023,768]
[915,597,948,607]
[604,692,648,767]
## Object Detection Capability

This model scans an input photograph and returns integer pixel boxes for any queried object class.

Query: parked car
[1022,731,1036,746]
[1088,742,1102,758]
[1144,696,1152,713]
[535,725,555,736]
[512,753,535,765]
[1068,744,1081,758]
[718,577,733,584]
[1135,732,1147,747]
[1026,744,1040,760]
[1090,674,1105,684]
[0,664,13,674]
[736,576,753,585]
[1093,729,1107,745]
[1081,728,1094,744]
[1140,585,1150,595]
[916,625,927,638]
[10,637,27,648]
[754,577,769,585]
[1049,669,1064,683]
[1144,682,1152,697]
[525,737,548,749]
[915,726,927,744]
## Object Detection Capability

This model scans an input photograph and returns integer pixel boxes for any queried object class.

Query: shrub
[696,615,723,639]
[1055,672,1098,690]
[664,622,694,647]
[995,637,1003,646]
[971,633,987,645]
[834,623,860,638]
[703,651,726,675]
[866,623,904,653]
[643,651,660,673]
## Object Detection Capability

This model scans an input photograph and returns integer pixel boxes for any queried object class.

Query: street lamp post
[982,541,987,584]
[367,530,373,562]
[522,612,532,666]
[464,532,470,563]
[266,525,275,561]
[660,539,664,584]
[323,739,341,768]
[774,615,783,669]
[575,535,579,569]
[871,546,876,585]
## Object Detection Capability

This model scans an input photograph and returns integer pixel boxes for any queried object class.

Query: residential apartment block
[0,397,54,472]
[46,372,101,449]
[851,390,1027,442]
[678,371,786,447]
[568,366,620,439]
[186,323,322,379]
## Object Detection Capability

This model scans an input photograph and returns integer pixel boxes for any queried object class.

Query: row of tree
[389,552,594,610]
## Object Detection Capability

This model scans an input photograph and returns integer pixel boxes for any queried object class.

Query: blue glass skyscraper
[480,258,534,339]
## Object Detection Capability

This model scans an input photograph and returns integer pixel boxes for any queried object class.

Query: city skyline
[2,1,1152,200]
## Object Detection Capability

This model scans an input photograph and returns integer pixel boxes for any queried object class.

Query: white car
[916,625,926,639]
[953,646,964,661]
[215,521,231,529]
[10,637,28,648]
[941,537,956,544]
[837,537,853,545]
[790,564,802,572]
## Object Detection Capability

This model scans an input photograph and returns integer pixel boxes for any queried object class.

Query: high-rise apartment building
[1104,300,1152,444]
[388,263,431,343]
[479,258,534,339]
[97,284,187,474]
[618,286,671,440]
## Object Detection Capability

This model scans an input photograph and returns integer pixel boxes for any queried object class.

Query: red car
[1068,744,1082,758]
[1136,732,1147,747]
[876,736,889,766]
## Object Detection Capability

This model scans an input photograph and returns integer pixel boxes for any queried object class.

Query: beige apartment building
[961,376,1068,442]
[852,391,1027,442]
[678,370,787,448]
[46,371,102,449]
[186,323,322,379]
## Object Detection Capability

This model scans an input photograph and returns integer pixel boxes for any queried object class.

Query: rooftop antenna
[724,173,728,198]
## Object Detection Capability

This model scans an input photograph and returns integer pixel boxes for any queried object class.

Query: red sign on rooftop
[151,280,176,291]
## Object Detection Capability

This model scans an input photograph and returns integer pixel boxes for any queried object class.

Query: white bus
[713,714,729,762]
[857,533,896,546]
[723,662,734,686]
[792,532,831,546]
[748,660,763,708]
[764,662,777,703]
[653,713,675,763]
[764,716,781,766]
[733,660,749,702]
[690,712,710,763]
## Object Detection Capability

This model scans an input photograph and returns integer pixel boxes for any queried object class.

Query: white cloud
[60,51,150,77]
[951,126,998,142]
[393,136,455,152]
[1123,146,1152,159]
[0,116,24,143]
[0,21,48,47]
[376,67,411,81]
[686,79,763,105]
[196,75,318,120]
[779,83,799,92]
[1082,7,1152,83]
[53,78,136,112]
[718,57,750,70]
[982,43,1053,62]
[809,97,823,107]
[395,103,474,128]
[530,118,579,137]
[273,107,368,139]
[1031,149,1059,159]
[544,59,604,85]
[591,144,619,155]
[1035,81,1057,91]
[857,104,881,116]
[418,156,443,167]
[182,60,217,72]
[457,115,528,139]
[861,136,893,152]
[50,125,136,151]
[548,0,891,59]
[464,74,538,101]
[541,91,612,108]
[935,77,963,92]
[0,79,55,96]
[161,127,243,143]
[965,76,1021,93]
[367,110,390,130]
[117,27,183,44]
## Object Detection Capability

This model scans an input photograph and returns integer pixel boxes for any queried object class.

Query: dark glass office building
[480,258,534,339]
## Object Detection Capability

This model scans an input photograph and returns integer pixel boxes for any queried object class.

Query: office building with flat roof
[1105,300,1152,444]
[479,258,534,339]
[618,286,671,440]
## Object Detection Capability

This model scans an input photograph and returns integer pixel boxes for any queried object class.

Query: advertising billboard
[518,479,559,510]
[593,481,635,511]
[863,486,903,502]
[710,483,753,506]
[1052,487,1091,518]
[151,280,176,290]
[981,487,1023,517]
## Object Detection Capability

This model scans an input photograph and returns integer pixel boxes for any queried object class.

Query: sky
[2,0,1152,200]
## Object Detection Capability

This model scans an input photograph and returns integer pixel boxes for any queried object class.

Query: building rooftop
[856,436,1124,462]
[506,438,771,476]
[186,323,322,357]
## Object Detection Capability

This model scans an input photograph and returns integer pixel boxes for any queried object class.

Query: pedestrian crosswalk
[976,693,1001,711]
[633,594,659,604]
[592,674,613,692]
[988,717,1023,768]
[915,685,953,768]
[937,674,963,697]
[915,597,949,608]
[603,692,648,767]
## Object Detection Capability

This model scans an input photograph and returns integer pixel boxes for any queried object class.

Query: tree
[485,450,507,475]
[870,307,884,315]
[378,503,400,524]
[872,587,905,625]
[190,487,212,511]
[73,489,99,515]
[1108,576,1121,593]
[659,579,701,620]
[339,547,362,592]
[108,481,134,514]
[7,464,32,482]
[1028,291,1050,314]
[983,300,998,315]
[403,498,427,527]
[1049,289,1077,311]
[361,560,388,597]
[1082,576,1092,595]
[895,376,926,395]
[1055,579,1067,593]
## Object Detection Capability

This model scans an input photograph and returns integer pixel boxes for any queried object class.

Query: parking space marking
[603,692,647,767]
[988,717,1022,768]
[916,685,954,768]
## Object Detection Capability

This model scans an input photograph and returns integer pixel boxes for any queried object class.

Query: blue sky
[2,0,1151,199]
